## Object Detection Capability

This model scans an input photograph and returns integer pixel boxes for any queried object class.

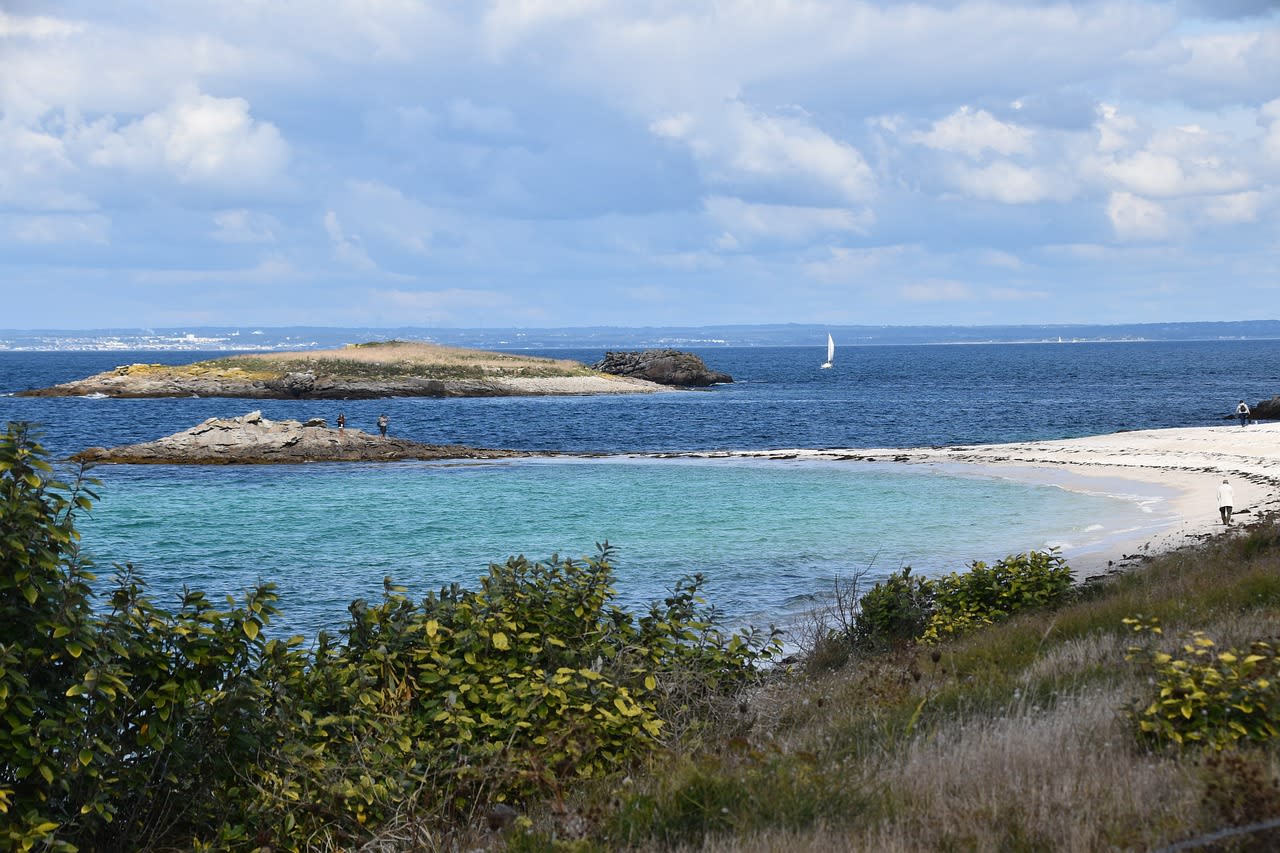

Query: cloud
[703,195,872,246]
[948,161,1074,204]
[651,100,876,205]
[335,181,442,255]
[1198,190,1264,225]
[1107,191,1172,241]
[910,107,1034,159]
[86,91,289,189]
[323,211,377,271]
[3,2,1280,328]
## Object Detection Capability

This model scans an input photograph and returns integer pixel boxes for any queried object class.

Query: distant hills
[2,321,1279,351]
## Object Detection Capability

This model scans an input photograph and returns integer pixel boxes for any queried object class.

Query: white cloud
[803,245,911,284]
[324,211,377,271]
[948,161,1074,204]
[0,124,95,211]
[651,100,875,205]
[337,181,442,255]
[1101,149,1249,198]
[911,107,1034,160]
[1095,104,1140,154]
[703,195,872,245]
[86,91,289,188]
[0,12,84,40]
[1199,190,1263,225]
[1107,191,1171,241]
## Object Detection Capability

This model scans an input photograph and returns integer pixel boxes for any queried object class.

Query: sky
[2,1,1279,330]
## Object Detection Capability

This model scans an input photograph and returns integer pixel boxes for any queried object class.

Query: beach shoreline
[674,423,1280,579]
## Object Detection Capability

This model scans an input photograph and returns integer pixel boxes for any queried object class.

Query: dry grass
[560,517,1280,853]
[232,341,590,374]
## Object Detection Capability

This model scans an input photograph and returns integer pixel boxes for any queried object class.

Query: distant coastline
[2,320,1278,352]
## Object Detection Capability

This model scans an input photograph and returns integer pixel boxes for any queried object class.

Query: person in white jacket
[1217,478,1235,525]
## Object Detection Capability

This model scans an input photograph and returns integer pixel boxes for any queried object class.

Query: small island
[71,411,531,465]
[18,341,671,399]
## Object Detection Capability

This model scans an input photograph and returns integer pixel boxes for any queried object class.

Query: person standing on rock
[377,413,389,438]
[1236,400,1250,427]
[337,410,346,435]
[1217,478,1235,525]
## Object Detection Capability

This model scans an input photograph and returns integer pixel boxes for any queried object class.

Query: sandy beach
[691,422,1280,578]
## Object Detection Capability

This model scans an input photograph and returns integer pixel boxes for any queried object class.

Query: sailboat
[820,333,834,369]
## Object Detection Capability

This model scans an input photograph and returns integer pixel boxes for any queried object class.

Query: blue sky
[2,1,1278,329]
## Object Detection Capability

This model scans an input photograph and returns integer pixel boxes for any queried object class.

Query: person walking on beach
[337,410,346,436]
[1236,400,1250,427]
[377,413,388,438]
[1217,478,1235,525]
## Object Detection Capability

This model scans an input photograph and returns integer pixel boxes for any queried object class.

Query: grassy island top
[137,340,598,382]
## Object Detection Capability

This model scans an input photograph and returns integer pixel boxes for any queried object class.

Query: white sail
[821,333,834,369]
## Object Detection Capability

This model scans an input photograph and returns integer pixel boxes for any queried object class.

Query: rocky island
[18,341,669,399]
[592,349,732,387]
[72,411,531,465]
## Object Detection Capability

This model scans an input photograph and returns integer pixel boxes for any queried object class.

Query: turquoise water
[78,456,1173,637]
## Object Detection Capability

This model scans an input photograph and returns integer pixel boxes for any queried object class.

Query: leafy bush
[0,422,779,850]
[1124,616,1280,748]
[842,551,1073,653]
[851,568,934,652]
[922,550,1074,643]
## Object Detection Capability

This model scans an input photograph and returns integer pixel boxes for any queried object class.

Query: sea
[2,340,1276,640]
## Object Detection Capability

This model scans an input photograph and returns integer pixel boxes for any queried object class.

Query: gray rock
[71,412,530,465]
[1251,396,1280,421]
[591,349,732,387]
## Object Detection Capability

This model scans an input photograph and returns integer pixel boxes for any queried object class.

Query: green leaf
[243,620,259,640]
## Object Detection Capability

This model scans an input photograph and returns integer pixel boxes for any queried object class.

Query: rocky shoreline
[20,368,665,399]
[72,412,532,465]
[17,347,736,399]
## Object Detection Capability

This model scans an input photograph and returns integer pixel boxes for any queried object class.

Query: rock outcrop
[1252,396,1280,421]
[71,411,530,465]
[19,369,660,399]
[591,350,732,387]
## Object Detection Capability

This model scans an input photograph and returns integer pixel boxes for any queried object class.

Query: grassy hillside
[126,340,598,382]
[491,524,1280,852]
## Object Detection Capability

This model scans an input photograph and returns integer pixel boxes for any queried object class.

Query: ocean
[2,340,1276,637]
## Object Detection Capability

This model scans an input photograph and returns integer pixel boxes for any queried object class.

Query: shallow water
[76,455,1172,637]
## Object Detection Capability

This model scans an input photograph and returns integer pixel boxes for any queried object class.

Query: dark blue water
[2,341,1277,457]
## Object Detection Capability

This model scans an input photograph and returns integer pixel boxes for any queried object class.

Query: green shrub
[1124,616,1280,748]
[0,422,780,850]
[922,550,1073,643]
[843,551,1073,653]
[850,568,934,652]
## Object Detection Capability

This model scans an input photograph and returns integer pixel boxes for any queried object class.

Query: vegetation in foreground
[126,340,598,383]
[4,419,1280,851]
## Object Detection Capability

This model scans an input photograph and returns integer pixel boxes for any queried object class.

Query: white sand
[685,423,1280,578]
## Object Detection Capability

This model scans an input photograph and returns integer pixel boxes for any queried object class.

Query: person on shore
[377,413,389,438]
[1217,478,1234,525]
[337,410,346,435]
[1236,400,1250,426]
